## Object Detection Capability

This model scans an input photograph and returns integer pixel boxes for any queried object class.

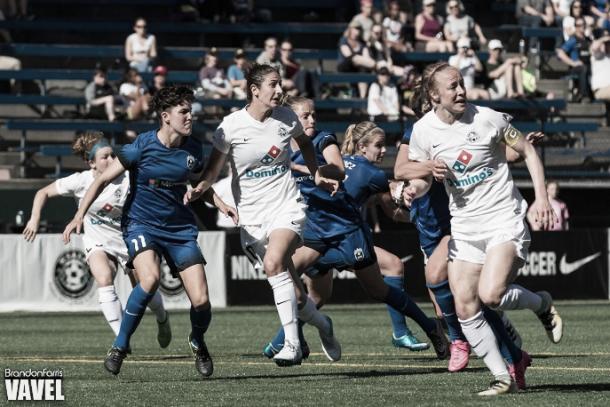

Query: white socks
[460,311,510,381]
[298,296,330,333]
[267,271,299,346]
[147,290,167,322]
[496,284,543,313]
[98,285,122,336]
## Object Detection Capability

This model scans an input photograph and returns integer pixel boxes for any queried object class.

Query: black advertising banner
[515,229,608,299]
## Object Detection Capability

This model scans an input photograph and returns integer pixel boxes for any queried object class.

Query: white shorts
[239,205,306,271]
[83,233,130,272]
[448,220,531,265]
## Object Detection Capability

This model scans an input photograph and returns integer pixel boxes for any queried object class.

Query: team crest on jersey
[278,125,288,138]
[354,247,365,261]
[343,160,356,170]
[186,154,196,170]
[466,131,479,144]
[452,150,473,173]
[260,145,281,164]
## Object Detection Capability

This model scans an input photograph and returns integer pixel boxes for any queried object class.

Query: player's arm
[294,132,340,195]
[394,143,448,181]
[501,125,557,230]
[378,184,410,223]
[63,159,126,243]
[186,148,228,204]
[505,131,545,163]
[23,182,62,242]
[201,187,238,225]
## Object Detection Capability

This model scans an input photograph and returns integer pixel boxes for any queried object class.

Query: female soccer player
[63,86,236,378]
[187,64,341,367]
[404,62,562,395]
[23,131,171,348]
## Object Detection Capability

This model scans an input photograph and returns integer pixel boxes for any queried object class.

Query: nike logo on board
[559,252,601,275]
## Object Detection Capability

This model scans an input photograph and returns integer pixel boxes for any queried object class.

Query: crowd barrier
[0,229,607,312]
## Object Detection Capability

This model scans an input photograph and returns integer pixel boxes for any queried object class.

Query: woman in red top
[415,0,454,52]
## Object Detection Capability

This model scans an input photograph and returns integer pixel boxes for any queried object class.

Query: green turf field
[1,301,610,406]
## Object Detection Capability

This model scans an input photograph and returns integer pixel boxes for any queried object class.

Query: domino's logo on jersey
[452,150,473,173]
[260,145,281,164]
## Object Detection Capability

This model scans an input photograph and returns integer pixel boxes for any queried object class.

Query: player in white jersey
[22,131,171,348]
[405,62,562,396]
[187,64,341,366]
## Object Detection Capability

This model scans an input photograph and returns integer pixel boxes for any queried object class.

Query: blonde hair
[284,95,312,111]
[72,131,105,161]
[341,121,384,155]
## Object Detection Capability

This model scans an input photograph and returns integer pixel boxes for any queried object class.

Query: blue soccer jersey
[401,126,451,257]
[117,130,204,239]
[342,154,389,207]
[291,130,362,238]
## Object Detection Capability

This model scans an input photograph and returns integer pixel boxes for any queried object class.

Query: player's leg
[375,246,428,351]
[88,250,122,336]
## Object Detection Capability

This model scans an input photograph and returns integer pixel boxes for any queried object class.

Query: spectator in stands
[278,39,300,96]
[367,66,400,121]
[486,39,526,99]
[0,0,31,20]
[414,0,454,52]
[443,0,487,49]
[597,6,610,30]
[338,21,377,97]
[368,23,409,76]
[590,32,610,101]
[382,1,412,52]
[84,66,117,122]
[119,67,150,120]
[562,1,595,42]
[528,181,569,230]
[589,0,609,20]
[551,0,572,18]
[516,0,555,49]
[0,52,20,93]
[148,65,168,97]
[227,49,248,100]
[448,37,489,99]
[349,0,375,42]
[556,16,593,101]
[124,17,157,73]
[199,48,232,99]
[256,37,284,77]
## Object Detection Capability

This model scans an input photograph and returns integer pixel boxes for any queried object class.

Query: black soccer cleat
[189,333,214,377]
[104,346,127,375]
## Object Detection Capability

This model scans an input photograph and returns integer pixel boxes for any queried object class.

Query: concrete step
[0,128,78,143]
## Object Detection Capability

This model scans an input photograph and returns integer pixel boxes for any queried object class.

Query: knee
[263,256,284,276]
[383,257,403,277]
[192,296,210,310]
[425,263,446,285]
[479,288,503,309]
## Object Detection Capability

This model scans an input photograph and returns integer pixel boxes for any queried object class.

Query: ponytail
[341,124,358,155]
[341,121,384,155]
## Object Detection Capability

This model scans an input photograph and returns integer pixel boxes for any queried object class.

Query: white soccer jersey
[409,104,528,238]
[55,170,130,260]
[213,106,305,225]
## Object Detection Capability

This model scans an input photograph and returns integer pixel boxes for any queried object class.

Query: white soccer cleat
[477,379,518,396]
[536,291,563,344]
[319,315,341,362]
[273,342,302,367]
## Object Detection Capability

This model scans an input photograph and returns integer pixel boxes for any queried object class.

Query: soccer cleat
[448,339,471,372]
[426,318,450,360]
[536,291,563,344]
[508,350,532,390]
[477,379,518,396]
[501,312,523,349]
[392,332,430,351]
[319,316,341,362]
[273,342,302,367]
[263,341,310,360]
[188,333,214,377]
[157,311,172,349]
[104,346,127,376]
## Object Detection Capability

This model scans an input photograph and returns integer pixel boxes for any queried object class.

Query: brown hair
[72,131,105,161]
[245,63,280,102]
[341,121,384,155]
[409,62,453,117]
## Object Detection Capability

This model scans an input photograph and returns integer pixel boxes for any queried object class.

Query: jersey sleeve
[407,125,430,162]
[486,108,513,144]
[317,132,339,152]
[117,136,143,170]
[401,124,414,145]
[54,172,85,197]
[212,120,231,154]
[369,167,390,194]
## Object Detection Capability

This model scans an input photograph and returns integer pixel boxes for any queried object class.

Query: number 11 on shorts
[131,235,147,251]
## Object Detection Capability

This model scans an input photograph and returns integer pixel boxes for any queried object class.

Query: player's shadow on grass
[526,383,610,393]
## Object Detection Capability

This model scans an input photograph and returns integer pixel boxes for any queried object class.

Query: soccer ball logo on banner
[53,250,94,299]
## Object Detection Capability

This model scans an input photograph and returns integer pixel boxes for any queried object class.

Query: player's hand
[530,198,558,231]
[62,214,84,244]
[431,159,448,181]
[219,204,239,225]
[314,169,340,196]
[183,184,209,205]
[22,218,39,242]
[402,185,417,208]
[526,131,544,145]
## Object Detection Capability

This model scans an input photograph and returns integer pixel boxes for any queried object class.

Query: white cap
[489,39,503,50]
[457,37,471,49]
[423,0,435,5]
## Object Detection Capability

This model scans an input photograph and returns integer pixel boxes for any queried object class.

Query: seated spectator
[486,39,526,99]
[338,22,377,97]
[414,0,454,52]
[148,65,167,97]
[124,17,157,73]
[589,0,608,20]
[119,68,150,120]
[368,24,411,77]
[528,180,569,231]
[256,37,285,77]
[556,17,593,101]
[551,0,572,19]
[84,66,117,122]
[382,0,412,52]
[367,66,400,121]
[443,0,486,49]
[562,0,595,42]
[279,39,300,96]
[590,32,610,101]
[0,51,21,93]
[448,37,489,99]
[597,7,610,30]
[516,0,555,49]
[349,0,375,42]
[199,48,232,99]
[227,49,248,100]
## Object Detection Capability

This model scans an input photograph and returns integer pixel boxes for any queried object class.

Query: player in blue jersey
[63,86,237,378]
[262,97,429,358]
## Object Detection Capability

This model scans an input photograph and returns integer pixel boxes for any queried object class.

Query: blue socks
[384,285,435,333]
[427,280,467,342]
[190,305,212,349]
[113,284,154,350]
[483,307,522,365]
[269,320,306,349]
[383,276,410,338]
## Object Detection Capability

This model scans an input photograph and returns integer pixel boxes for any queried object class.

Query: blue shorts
[418,224,451,259]
[123,224,205,276]
[303,226,376,277]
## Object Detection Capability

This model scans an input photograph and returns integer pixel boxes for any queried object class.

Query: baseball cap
[153,65,168,76]
[234,48,246,59]
[489,39,504,50]
[457,37,471,49]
